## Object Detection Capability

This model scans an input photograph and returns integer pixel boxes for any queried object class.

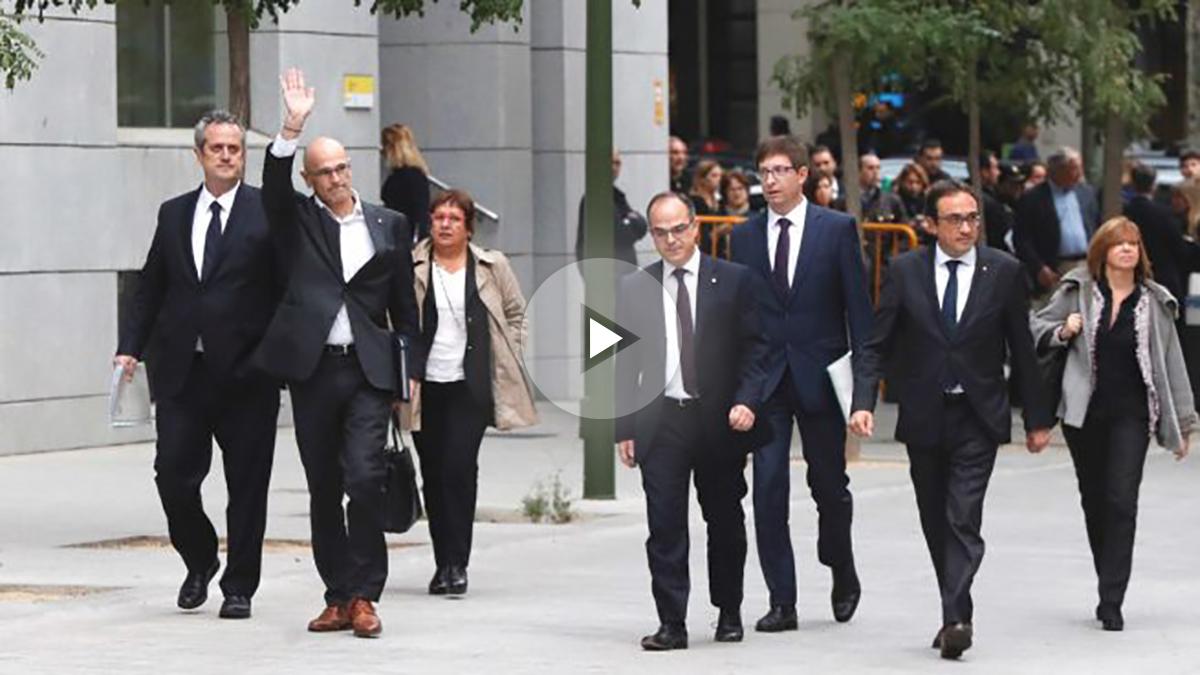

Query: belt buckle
[329,344,352,356]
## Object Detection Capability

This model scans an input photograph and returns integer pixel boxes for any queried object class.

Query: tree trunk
[1101,109,1124,220]
[967,68,983,220]
[226,5,251,125]
[832,57,861,222]
[1188,0,1200,149]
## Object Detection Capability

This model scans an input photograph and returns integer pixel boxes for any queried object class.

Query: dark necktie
[202,202,222,283]
[773,217,791,298]
[673,267,698,398]
[942,260,961,334]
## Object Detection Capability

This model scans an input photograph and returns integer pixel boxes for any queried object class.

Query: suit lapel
[921,246,948,339]
[363,203,391,264]
[956,247,994,335]
[313,199,344,278]
[789,204,824,304]
[751,215,772,282]
[177,188,202,285]
[694,254,716,354]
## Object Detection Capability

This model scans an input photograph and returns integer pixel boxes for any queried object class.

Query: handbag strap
[388,409,410,454]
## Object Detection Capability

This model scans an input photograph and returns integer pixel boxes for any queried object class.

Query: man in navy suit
[616,192,769,650]
[116,110,282,620]
[729,135,874,631]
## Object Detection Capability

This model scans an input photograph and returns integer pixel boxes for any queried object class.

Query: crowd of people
[111,69,1196,663]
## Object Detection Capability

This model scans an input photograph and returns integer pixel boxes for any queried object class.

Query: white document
[109,363,152,427]
[826,351,853,422]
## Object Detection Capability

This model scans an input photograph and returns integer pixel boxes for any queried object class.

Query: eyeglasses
[758,165,798,180]
[937,212,981,228]
[650,222,694,240]
[309,162,351,179]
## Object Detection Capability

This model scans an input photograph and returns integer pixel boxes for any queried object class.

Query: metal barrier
[696,215,746,258]
[861,222,918,305]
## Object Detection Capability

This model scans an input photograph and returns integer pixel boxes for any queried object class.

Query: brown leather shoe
[307,604,351,632]
[349,598,382,638]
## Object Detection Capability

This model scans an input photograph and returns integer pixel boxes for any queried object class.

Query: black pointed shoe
[446,565,469,596]
[641,623,688,651]
[715,609,744,643]
[755,605,798,633]
[177,559,220,610]
[219,595,251,619]
[831,564,862,623]
[428,568,449,596]
[1097,603,1124,632]
[939,622,973,660]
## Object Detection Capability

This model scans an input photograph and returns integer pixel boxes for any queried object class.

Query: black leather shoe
[219,595,251,619]
[931,627,944,650]
[446,565,468,596]
[831,564,862,623]
[428,568,449,596]
[1097,603,1124,632]
[641,624,688,651]
[715,609,743,643]
[939,622,973,660]
[177,559,219,610]
[755,605,798,633]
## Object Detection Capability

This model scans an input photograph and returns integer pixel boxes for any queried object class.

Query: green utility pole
[582,0,616,499]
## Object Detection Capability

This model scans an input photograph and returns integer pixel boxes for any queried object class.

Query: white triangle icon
[589,319,623,358]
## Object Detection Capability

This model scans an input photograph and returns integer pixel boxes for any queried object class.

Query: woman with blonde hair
[381,123,432,240]
[1031,217,1197,632]
[1170,176,1200,238]
[689,159,724,216]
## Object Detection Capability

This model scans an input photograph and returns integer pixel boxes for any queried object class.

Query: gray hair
[1046,146,1081,174]
[193,109,245,150]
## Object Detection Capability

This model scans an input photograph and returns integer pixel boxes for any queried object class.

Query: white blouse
[426,263,469,383]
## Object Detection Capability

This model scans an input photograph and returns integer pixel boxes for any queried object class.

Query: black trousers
[640,402,748,626]
[154,353,279,598]
[1062,414,1151,609]
[290,352,392,604]
[754,373,853,607]
[413,380,490,569]
[906,397,998,625]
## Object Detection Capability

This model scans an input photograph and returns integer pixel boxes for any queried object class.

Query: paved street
[2,406,1199,674]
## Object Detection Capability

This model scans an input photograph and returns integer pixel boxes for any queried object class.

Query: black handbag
[382,412,422,534]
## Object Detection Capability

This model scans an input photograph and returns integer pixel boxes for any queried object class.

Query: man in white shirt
[615,192,769,651]
[115,110,282,620]
[255,69,423,639]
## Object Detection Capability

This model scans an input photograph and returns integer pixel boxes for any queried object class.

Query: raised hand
[279,68,315,137]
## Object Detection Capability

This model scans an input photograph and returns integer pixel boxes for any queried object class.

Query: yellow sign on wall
[343,75,375,110]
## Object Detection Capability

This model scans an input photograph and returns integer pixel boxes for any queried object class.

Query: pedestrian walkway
[1,406,1198,674]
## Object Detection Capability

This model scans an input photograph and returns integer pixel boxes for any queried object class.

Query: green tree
[7,0,522,121]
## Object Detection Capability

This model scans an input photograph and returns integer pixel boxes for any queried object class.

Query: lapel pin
[711,277,717,283]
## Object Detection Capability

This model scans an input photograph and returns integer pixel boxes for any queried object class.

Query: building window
[116,0,217,128]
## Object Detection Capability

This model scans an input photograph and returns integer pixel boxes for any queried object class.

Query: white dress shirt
[934,244,976,325]
[766,199,807,290]
[662,248,700,400]
[271,136,375,346]
[191,182,239,351]
[426,263,468,383]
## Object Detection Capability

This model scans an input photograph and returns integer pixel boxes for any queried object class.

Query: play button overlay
[582,304,639,371]
[522,257,674,420]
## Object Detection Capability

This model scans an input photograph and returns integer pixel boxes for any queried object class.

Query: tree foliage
[1,11,41,89]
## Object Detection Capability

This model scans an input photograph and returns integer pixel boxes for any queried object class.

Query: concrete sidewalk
[2,406,1199,674]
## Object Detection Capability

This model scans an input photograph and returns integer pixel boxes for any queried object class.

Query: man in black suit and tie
[116,110,282,620]
[729,135,873,632]
[616,192,769,651]
[256,69,423,639]
[1124,162,1187,303]
[1014,147,1100,295]
[849,180,1054,659]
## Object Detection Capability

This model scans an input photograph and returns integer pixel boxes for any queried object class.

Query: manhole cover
[0,584,125,602]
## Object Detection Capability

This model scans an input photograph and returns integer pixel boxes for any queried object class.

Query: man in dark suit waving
[729,136,873,631]
[257,69,423,639]
[849,180,1054,659]
[616,192,769,651]
[116,110,282,620]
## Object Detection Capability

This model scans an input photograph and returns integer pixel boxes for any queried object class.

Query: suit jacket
[615,254,770,463]
[1124,194,1187,302]
[728,205,873,413]
[119,184,281,398]
[255,145,424,391]
[1014,181,1100,290]
[851,245,1054,447]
